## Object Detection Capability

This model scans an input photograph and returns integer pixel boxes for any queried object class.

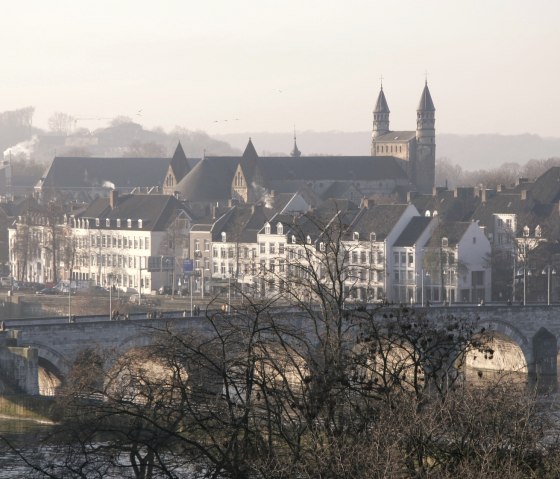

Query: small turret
[372,85,390,141]
[414,81,436,193]
[290,130,301,158]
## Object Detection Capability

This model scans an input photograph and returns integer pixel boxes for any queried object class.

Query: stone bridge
[0,305,559,395]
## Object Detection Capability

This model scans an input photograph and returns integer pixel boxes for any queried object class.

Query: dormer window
[221,232,227,242]
[106,219,110,227]
[370,232,376,242]
[425,210,431,217]
[306,235,311,245]
[138,219,143,229]
[535,225,542,237]
[127,219,132,228]
[117,219,121,228]
[291,235,296,244]
[441,237,448,248]
[96,218,100,227]
[319,242,325,252]
[523,225,530,237]
[276,222,283,235]
[264,222,271,234]
[353,231,359,241]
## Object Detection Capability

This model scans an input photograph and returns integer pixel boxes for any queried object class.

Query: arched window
[264,222,271,234]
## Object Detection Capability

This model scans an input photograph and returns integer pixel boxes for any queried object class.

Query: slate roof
[211,204,273,243]
[78,194,184,231]
[257,156,409,182]
[373,131,416,142]
[418,82,436,111]
[39,143,190,192]
[470,193,526,230]
[393,217,433,247]
[345,204,410,241]
[176,156,239,202]
[411,189,481,222]
[427,222,472,248]
[374,88,390,113]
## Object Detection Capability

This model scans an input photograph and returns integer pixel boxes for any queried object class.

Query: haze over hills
[215,132,560,170]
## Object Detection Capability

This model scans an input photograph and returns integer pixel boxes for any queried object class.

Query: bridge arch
[465,319,531,385]
[25,343,70,395]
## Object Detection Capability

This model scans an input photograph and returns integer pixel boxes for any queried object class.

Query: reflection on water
[0,367,559,477]
[0,418,54,478]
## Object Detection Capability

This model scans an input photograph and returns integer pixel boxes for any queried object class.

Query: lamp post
[108,273,113,320]
[517,267,531,306]
[417,269,429,306]
[542,265,557,306]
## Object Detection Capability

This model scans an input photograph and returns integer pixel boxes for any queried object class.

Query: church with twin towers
[371,81,436,194]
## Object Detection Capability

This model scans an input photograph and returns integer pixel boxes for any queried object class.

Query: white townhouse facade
[9,192,191,293]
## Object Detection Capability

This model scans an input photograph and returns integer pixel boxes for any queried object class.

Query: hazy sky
[2,0,559,136]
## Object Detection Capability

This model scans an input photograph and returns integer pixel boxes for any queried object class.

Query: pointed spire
[242,137,258,159]
[374,87,390,113]
[172,141,186,161]
[290,128,301,158]
[417,82,435,111]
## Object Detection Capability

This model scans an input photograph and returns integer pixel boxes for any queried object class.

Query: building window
[353,232,359,241]
[269,243,275,254]
[195,240,200,252]
[117,219,121,228]
[127,219,132,228]
[260,243,266,254]
[265,223,271,234]
[138,219,143,229]
[105,219,110,227]
[145,238,150,249]
[276,222,283,235]
[204,239,210,251]
[279,243,285,254]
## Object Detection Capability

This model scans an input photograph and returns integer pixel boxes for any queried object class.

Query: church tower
[371,85,390,154]
[414,81,436,193]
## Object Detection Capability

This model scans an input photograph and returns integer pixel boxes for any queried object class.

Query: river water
[0,368,557,478]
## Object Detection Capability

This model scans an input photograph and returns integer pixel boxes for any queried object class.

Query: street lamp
[517,267,532,306]
[542,265,557,306]
[108,273,113,320]
[417,269,429,306]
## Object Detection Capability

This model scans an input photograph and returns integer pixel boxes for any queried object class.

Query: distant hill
[215,132,560,170]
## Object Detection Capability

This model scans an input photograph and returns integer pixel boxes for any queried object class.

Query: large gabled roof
[394,216,433,247]
[176,156,239,202]
[427,221,472,248]
[39,142,190,192]
[258,156,409,183]
[211,204,273,243]
[78,194,184,231]
[345,204,410,241]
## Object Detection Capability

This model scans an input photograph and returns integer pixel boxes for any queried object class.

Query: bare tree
[7,212,560,478]
[48,112,76,135]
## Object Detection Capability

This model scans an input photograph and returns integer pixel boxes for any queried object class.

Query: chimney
[521,189,530,200]
[211,205,216,219]
[109,190,118,209]
[479,188,487,204]
[407,191,418,202]
[432,186,438,196]
[360,197,372,209]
